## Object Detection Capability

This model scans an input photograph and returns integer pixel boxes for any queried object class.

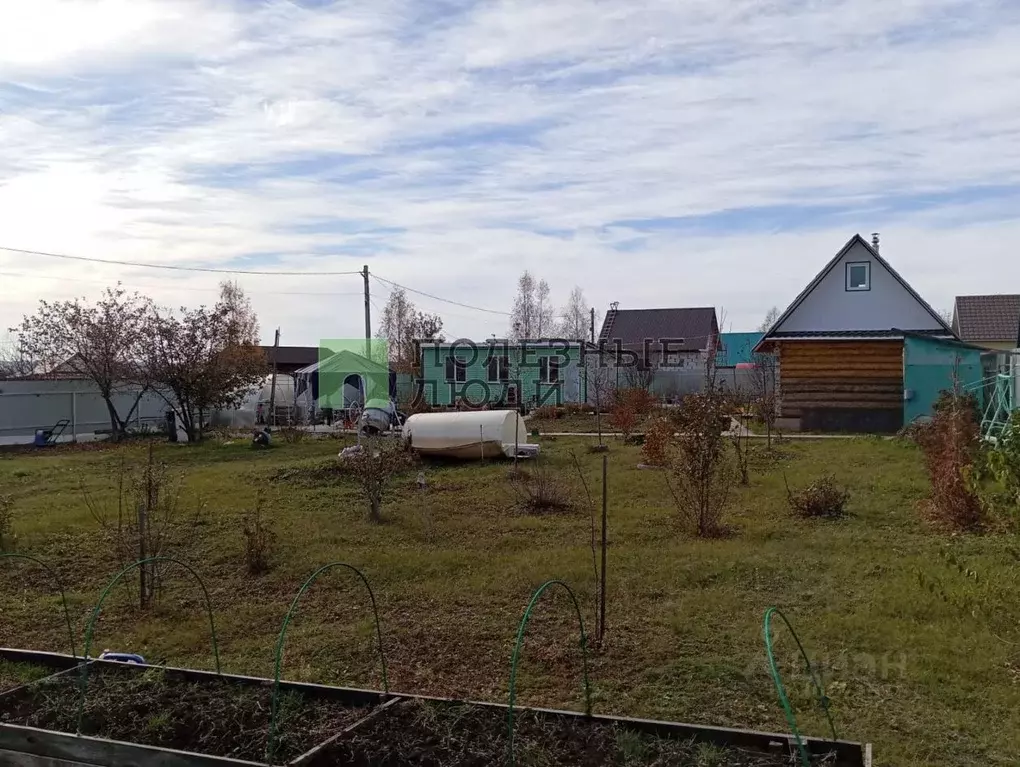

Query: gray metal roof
[598,307,718,352]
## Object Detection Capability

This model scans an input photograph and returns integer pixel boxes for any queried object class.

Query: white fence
[0,379,169,445]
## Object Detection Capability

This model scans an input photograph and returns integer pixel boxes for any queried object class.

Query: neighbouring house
[755,233,963,433]
[294,348,393,414]
[951,295,1020,351]
[418,340,588,408]
[596,306,720,398]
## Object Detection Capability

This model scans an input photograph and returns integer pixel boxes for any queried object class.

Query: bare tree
[759,306,781,334]
[510,271,537,340]
[144,300,267,442]
[587,355,614,449]
[749,347,779,449]
[378,288,444,373]
[0,334,34,379]
[558,287,592,341]
[219,280,260,345]
[535,279,555,338]
[15,286,152,439]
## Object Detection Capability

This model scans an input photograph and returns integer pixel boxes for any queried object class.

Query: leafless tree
[759,306,781,334]
[587,355,614,449]
[511,271,555,340]
[0,335,35,379]
[15,286,152,439]
[378,288,444,374]
[535,278,555,338]
[219,280,260,346]
[749,348,779,450]
[558,286,594,341]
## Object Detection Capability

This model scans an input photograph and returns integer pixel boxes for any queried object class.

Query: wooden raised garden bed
[0,649,871,767]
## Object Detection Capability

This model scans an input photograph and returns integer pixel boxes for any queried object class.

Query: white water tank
[403,410,536,459]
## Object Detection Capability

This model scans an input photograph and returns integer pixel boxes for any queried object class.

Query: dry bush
[786,475,850,519]
[641,415,674,467]
[532,405,560,420]
[615,386,659,415]
[341,439,418,523]
[912,391,984,531]
[509,463,572,514]
[0,494,14,552]
[277,426,306,444]
[562,402,590,416]
[241,492,276,575]
[608,402,638,442]
[665,386,734,537]
[81,445,205,608]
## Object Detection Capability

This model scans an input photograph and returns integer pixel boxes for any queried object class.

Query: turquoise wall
[419,342,587,407]
[718,332,763,366]
[903,336,985,424]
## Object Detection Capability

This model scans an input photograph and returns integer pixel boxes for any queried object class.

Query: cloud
[2,0,1020,343]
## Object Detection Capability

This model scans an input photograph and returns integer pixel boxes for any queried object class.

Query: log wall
[778,340,904,431]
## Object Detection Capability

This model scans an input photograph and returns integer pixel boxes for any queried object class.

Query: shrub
[912,391,984,531]
[615,387,659,415]
[509,464,571,514]
[241,493,276,575]
[641,416,674,466]
[609,402,638,442]
[278,425,306,444]
[981,410,1020,528]
[532,405,560,420]
[340,439,418,522]
[666,385,734,537]
[786,475,850,519]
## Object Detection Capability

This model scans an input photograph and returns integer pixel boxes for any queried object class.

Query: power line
[371,273,511,316]
[0,245,364,276]
[0,270,364,298]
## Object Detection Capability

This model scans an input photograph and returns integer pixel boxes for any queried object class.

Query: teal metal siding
[903,335,985,424]
[419,343,587,407]
[718,332,763,366]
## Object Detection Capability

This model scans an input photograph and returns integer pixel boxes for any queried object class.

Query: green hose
[507,580,592,767]
[0,553,78,659]
[76,557,221,734]
[265,562,387,764]
[762,606,837,767]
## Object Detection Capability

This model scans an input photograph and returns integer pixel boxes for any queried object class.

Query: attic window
[846,261,870,291]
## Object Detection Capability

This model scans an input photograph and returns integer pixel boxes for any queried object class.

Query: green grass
[0,435,1018,765]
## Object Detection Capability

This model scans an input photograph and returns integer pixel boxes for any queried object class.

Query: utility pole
[590,307,595,344]
[268,327,280,427]
[363,265,372,359]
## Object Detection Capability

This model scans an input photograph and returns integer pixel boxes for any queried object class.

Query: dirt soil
[315,698,837,766]
[0,660,56,693]
[0,665,375,763]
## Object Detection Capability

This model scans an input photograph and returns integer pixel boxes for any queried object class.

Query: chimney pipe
[871,232,880,252]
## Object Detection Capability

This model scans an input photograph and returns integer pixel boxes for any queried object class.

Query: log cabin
[755,234,956,433]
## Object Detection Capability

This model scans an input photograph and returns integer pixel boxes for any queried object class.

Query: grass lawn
[529,411,646,434]
[1,435,1018,766]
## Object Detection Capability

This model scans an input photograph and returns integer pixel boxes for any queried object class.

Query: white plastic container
[402,411,537,459]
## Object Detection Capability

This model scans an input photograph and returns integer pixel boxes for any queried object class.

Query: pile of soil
[0,665,373,763]
[314,699,837,766]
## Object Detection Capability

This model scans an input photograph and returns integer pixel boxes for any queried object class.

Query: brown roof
[598,307,718,352]
[952,295,1020,344]
[259,346,330,368]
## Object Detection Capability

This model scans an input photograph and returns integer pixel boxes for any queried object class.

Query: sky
[2,0,1020,345]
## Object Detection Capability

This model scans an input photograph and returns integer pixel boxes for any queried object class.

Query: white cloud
[2,0,1020,343]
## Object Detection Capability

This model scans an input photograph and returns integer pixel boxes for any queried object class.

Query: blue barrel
[34,429,49,447]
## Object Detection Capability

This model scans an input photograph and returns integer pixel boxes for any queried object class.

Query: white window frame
[846,261,871,292]
[539,356,560,384]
